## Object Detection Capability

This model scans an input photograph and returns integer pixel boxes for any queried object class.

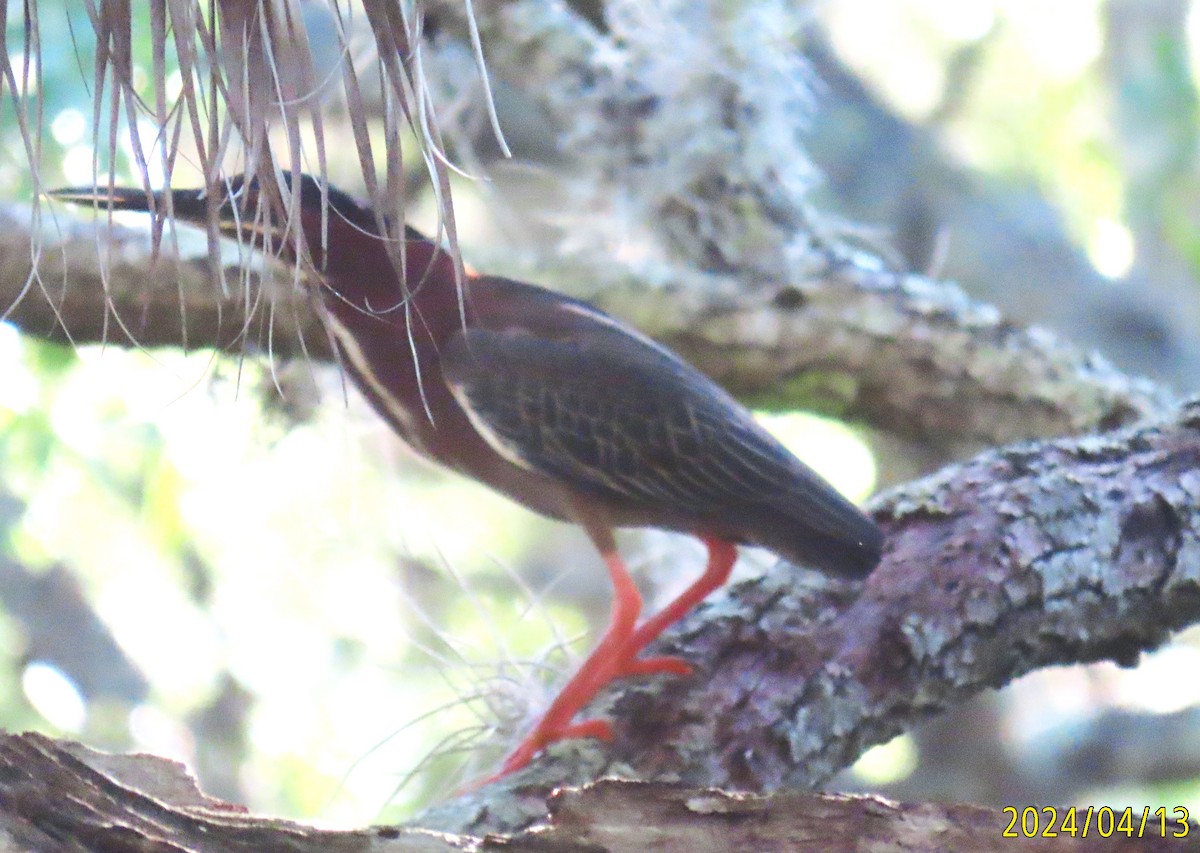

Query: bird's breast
[320,304,442,456]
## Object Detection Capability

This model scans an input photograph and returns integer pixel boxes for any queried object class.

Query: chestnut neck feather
[298,208,478,454]
[305,209,468,347]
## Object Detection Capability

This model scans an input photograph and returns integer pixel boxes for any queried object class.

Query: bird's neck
[313,222,475,451]
[316,224,468,345]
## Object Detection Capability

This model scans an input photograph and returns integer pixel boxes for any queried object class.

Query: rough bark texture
[0,732,1188,852]
[418,399,1200,835]
[2,205,328,357]
[0,732,469,852]
[2,204,1172,455]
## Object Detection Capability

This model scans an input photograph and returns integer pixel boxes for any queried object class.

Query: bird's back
[444,276,883,579]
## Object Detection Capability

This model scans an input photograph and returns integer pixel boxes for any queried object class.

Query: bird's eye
[218,218,282,243]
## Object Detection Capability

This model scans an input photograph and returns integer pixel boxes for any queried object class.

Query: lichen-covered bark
[3,0,1176,453]
[413,0,1178,446]
[0,732,467,852]
[1,204,1171,453]
[420,400,1200,835]
[0,205,328,356]
[0,733,1184,852]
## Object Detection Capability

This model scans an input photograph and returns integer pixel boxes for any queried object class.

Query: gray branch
[6,0,1176,453]
[2,204,1171,454]
[419,399,1200,835]
[1,204,329,356]
[0,733,1182,851]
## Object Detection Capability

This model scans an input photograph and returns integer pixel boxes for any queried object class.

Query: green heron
[50,175,883,777]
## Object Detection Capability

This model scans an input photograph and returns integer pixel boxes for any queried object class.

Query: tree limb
[0,732,1185,852]
[420,399,1200,835]
[0,731,469,852]
[0,204,329,357]
[2,204,1172,455]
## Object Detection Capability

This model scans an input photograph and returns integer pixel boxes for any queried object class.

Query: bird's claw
[618,654,693,678]
[488,651,694,780]
[490,717,614,780]
[555,718,614,742]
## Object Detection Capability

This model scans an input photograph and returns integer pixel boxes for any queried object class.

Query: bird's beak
[46,183,286,245]
[47,184,191,217]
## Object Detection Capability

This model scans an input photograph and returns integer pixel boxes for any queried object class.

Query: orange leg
[492,543,641,779]
[492,531,738,779]
[615,535,737,677]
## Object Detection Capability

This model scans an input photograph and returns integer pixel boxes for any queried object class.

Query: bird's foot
[485,537,736,783]
[490,718,614,781]
[617,653,692,678]
[488,651,690,780]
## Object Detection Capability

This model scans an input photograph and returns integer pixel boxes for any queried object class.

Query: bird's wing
[439,320,859,541]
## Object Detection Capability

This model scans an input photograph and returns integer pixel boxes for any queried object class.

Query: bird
[49,173,884,778]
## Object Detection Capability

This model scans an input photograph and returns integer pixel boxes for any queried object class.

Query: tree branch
[420,399,1200,835]
[1,204,329,357]
[0,731,469,852]
[3,204,1172,455]
[6,0,1176,453]
[0,732,1185,852]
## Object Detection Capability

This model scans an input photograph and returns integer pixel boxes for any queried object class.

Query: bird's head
[49,173,460,316]
[49,173,423,271]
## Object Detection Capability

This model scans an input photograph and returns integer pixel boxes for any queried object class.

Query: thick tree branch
[2,204,1171,454]
[0,732,469,852]
[0,732,1185,852]
[1,205,328,356]
[419,399,1200,835]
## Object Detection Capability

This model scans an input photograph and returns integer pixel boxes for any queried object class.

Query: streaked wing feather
[441,326,853,536]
